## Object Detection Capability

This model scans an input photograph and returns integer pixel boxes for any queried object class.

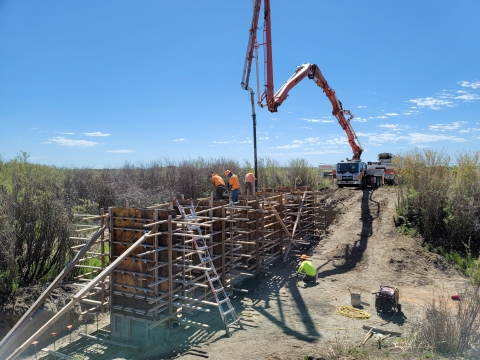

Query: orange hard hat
[300,254,308,260]
[224,170,231,176]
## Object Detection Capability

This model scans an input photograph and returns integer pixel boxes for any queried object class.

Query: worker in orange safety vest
[211,173,226,201]
[244,170,257,196]
[224,170,241,203]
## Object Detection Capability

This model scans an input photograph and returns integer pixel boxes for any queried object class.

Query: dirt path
[4,187,468,359]
[163,187,467,360]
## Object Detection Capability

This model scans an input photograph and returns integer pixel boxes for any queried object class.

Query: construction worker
[211,173,225,201]
[297,254,317,283]
[244,170,257,196]
[224,170,241,203]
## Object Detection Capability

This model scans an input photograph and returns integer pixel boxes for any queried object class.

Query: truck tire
[338,184,344,188]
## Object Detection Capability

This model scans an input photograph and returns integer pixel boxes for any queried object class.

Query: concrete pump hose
[336,305,371,319]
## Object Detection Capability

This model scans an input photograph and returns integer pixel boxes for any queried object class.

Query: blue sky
[1,1,479,169]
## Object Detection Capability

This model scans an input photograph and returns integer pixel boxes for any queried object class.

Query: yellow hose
[336,305,371,319]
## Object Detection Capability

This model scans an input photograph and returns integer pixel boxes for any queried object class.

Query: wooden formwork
[3,189,330,359]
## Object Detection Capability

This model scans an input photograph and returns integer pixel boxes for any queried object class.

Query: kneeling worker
[297,254,316,283]
[211,173,225,201]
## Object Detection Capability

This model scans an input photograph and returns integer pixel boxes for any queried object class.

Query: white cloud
[304,149,347,155]
[301,117,333,123]
[237,140,253,144]
[376,116,388,119]
[379,124,410,131]
[274,144,301,149]
[174,138,185,142]
[44,137,98,147]
[359,131,467,144]
[270,118,277,121]
[459,80,480,89]
[357,105,367,108]
[55,132,75,135]
[353,118,367,122]
[325,136,347,145]
[408,133,467,143]
[429,121,467,132]
[213,140,229,144]
[106,150,135,153]
[408,97,453,110]
[458,127,480,134]
[84,132,110,137]
[385,113,399,116]
[454,93,480,101]
[304,137,320,143]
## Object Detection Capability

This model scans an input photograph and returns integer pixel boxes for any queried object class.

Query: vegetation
[394,149,480,281]
[0,153,325,292]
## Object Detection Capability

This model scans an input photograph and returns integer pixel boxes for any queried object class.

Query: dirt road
[157,187,466,360]
[3,187,468,359]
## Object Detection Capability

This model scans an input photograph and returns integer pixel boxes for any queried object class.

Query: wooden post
[168,215,173,328]
[154,209,159,321]
[100,208,105,313]
[221,206,226,285]
[255,198,260,270]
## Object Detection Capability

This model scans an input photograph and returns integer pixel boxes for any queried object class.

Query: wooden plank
[362,325,402,337]
[0,224,108,357]
[41,349,72,359]
[5,229,152,360]
[79,333,138,348]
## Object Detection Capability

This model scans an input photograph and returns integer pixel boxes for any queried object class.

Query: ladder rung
[213,287,224,293]
[223,308,235,316]
[227,318,241,327]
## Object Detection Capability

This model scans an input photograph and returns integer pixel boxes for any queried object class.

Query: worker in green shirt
[297,254,317,283]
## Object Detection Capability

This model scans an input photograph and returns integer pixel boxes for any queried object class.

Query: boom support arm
[272,63,363,160]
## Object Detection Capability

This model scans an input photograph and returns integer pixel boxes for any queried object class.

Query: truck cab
[336,160,384,189]
[336,160,366,188]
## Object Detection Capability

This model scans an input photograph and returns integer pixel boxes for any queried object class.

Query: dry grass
[409,285,480,357]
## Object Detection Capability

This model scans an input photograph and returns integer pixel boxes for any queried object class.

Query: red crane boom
[241,1,363,161]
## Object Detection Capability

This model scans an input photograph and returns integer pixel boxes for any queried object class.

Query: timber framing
[4,186,329,360]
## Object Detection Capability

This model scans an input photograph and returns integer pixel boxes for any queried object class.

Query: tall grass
[394,149,480,257]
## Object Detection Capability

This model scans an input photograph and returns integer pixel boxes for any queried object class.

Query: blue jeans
[231,188,240,203]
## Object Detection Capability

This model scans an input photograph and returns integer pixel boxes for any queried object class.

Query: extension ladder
[175,199,243,337]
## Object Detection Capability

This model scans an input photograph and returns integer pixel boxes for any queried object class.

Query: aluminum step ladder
[175,199,243,337]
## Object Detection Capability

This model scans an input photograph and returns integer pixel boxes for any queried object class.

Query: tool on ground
[372,285,400,314]
[360,328,373,346]
[336,305,370,319]
[175,199,244,337]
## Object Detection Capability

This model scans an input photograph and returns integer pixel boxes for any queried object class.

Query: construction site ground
[1,187,471,359]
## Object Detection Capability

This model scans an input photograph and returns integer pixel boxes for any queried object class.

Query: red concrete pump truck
[240,0,385,189]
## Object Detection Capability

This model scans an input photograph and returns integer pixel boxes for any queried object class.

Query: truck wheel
[338,184,344,188]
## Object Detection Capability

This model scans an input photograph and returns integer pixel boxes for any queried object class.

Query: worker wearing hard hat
[211,173,226,201]
[224,170,241,203]
[297,254,317,283]
[244,170,257,196]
